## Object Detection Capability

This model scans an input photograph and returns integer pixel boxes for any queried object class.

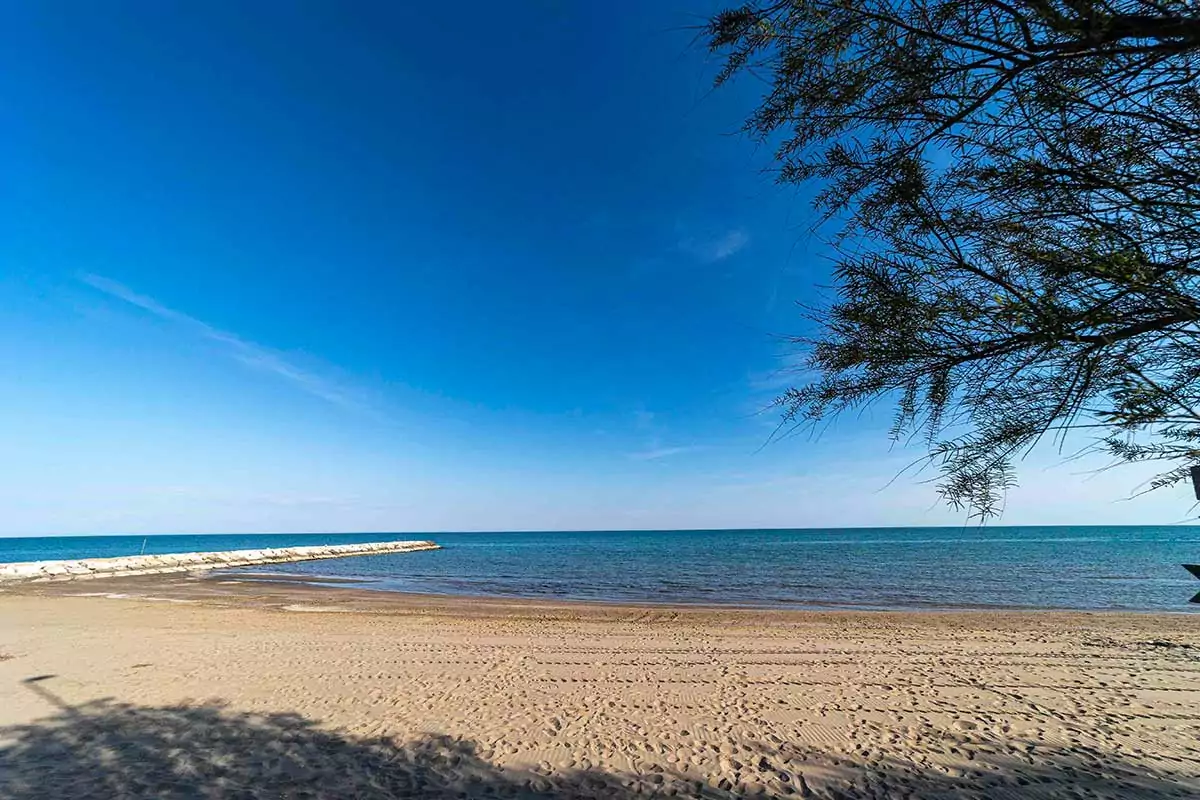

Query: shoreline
[3,568,1198,620]
[230,570,1200,616]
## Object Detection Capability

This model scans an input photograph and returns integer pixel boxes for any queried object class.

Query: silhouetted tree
[708,1,1200,515]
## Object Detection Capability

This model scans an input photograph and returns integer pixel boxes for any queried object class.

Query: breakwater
[0,540,440,583]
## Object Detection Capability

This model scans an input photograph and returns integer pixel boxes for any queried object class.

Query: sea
[2,527,1198,612]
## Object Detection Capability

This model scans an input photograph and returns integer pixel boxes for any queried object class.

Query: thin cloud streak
[747,362,820,394]
[627,445,698,461]
[679,228,749,263]
[80,273,371,413]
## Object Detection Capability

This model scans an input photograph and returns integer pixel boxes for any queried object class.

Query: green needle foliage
[708,0,1200,516]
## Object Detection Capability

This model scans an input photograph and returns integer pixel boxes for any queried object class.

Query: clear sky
[0,1,1187,535]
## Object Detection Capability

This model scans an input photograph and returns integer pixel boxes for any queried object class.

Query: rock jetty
[0,540,440,583]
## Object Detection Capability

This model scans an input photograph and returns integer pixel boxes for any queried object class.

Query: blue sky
[0,1,1186,534]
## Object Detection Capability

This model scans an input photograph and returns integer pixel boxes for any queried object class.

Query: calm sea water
[2,527,1198,612]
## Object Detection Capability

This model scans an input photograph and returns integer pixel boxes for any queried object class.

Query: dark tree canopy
[708,0,1200,516]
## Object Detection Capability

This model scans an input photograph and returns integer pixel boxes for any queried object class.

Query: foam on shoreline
[0,540,440,583]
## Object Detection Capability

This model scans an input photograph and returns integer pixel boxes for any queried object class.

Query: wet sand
[1,573,1198,798]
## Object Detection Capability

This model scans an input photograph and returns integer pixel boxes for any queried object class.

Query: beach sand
[1,574,1198,798]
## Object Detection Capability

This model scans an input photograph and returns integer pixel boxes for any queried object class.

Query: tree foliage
[708,0,1200,516]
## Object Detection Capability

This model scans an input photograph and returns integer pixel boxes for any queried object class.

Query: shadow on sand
[0,676,1195,799]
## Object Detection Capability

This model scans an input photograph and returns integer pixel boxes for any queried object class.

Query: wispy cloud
[633,408,656,430]
[80,273,370,413]
[679,228,749,263]
[627,445,699,461]
[136,486,369,508]
[747,354,816,394]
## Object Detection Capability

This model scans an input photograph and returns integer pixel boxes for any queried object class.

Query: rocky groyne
[0,540,440,583]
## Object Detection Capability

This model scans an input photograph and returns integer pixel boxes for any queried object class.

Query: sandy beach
[1,575,1198,799]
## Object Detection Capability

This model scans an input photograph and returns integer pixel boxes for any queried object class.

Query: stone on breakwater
[0,540,440,583]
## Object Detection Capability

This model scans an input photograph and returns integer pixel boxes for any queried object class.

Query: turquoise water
[2,527,1198,611]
